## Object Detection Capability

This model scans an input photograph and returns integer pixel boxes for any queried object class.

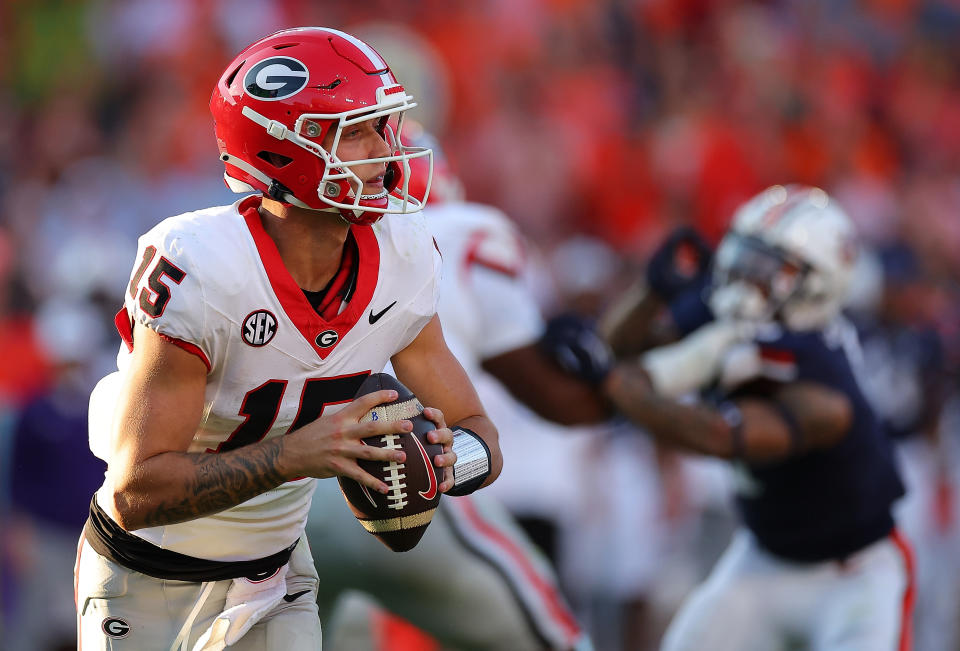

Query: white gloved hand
[717,341,764,391]
[640,320,755,398]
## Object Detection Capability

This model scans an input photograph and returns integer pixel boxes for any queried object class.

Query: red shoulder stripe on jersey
[469,256,521,278]
[115,307,134,353]
[115,306,211,370]
[759,347,795,364]
[156,333,212,372]
[453,496,582,642]
[891,529,915,651]
[462,230,522,279]
[758,346,798,382]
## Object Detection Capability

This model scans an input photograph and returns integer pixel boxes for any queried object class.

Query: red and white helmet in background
[400,120,463,206]
[709,184,858,331]
[210,27,432,225]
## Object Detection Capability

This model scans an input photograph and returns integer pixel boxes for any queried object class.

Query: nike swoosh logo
[283,590,311,603]
[368,301,397,324]
[411,433,439,500]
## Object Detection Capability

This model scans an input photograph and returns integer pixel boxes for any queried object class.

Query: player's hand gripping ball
[338,373,443,552]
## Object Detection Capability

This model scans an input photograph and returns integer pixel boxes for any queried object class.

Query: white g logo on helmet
[243,57,309,101]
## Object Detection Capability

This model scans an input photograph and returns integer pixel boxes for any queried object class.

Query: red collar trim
[239,196,380,360]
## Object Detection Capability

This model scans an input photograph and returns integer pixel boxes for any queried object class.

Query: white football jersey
[424,201,543,372]
[91,195,441,561]
[424,202,593,519]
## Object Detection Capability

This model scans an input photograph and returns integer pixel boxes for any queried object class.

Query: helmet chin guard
[211,27,433,225]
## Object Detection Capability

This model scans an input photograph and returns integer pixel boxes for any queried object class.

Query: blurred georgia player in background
[306,125,599,651]
[79,27,502,650]
[601,185,913,650]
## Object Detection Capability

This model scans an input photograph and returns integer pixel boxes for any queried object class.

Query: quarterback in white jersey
[77,28,501,651]
[96,193,440,559]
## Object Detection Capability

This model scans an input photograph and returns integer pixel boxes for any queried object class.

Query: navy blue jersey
[671,290,905,562]
[854,317,948,441]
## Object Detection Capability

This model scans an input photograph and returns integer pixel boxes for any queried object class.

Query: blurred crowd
[1,1,959,650]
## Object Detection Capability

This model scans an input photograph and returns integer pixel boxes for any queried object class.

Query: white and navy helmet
[710,184,858,330]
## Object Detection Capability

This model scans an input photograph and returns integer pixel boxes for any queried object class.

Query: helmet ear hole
[257,151,294,169]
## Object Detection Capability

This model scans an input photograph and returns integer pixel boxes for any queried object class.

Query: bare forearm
[604,365,733,458]
[111,437,291,531]
[599,283,671,358]
[516,380,610,425]
[605,366,824,462]
[482,346,611,425]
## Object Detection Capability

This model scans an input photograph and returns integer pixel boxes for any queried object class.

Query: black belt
[83,495,297,582]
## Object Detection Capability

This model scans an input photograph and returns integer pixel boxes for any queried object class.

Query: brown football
[337,373,443,552]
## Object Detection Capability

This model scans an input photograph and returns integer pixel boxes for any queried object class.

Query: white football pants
[75,533,322,650]
[661,528,914,651]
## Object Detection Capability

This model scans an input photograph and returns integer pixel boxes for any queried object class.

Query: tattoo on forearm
[141,438,287,527]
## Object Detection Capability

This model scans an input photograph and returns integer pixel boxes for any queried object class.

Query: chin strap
[220,153,311,209]
[221,150,385,221]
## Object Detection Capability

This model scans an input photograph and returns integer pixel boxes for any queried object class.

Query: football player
[851,244,957,651]
[77,28,502,651]
[602,185,913,650]
[306,128,597,651]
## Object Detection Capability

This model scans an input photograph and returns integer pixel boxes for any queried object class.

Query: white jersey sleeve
[123,216,223,370]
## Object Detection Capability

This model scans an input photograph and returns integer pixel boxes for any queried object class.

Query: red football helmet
[210,27,432,225]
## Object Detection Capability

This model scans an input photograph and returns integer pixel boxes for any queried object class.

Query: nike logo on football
[411,433,439,500]
[283,590,311,603]
[368,301,397,324]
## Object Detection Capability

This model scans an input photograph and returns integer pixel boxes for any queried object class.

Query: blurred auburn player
[601,185,913,650]
[850,243,957,651]
[77,28,501,650]
[306,125,598,651]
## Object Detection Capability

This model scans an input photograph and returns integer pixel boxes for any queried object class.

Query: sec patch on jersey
[338,373,442,552]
